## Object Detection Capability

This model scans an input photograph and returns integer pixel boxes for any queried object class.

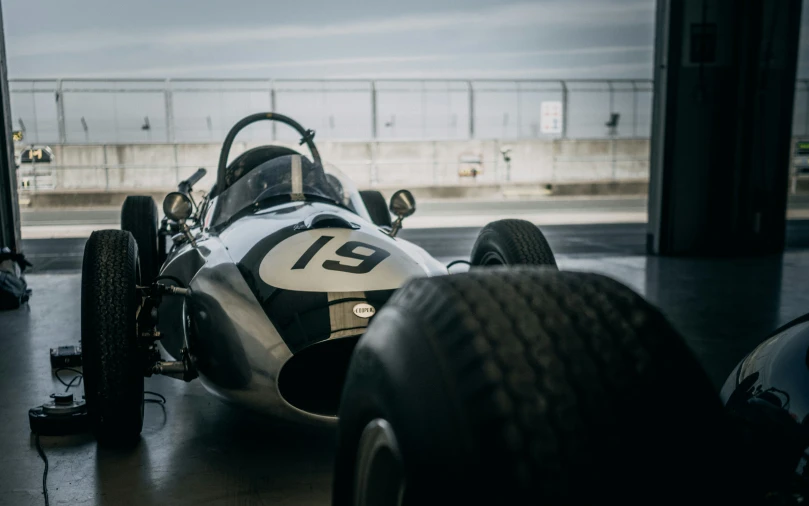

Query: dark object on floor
[0,247,32,309]
[28,393,89,436]
[49,345,82,368]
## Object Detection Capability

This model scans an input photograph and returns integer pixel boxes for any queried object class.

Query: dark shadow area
[278,336,359,416]
[644,255,784,389]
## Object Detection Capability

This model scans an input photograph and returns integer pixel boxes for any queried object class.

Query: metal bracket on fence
[9,77,809,143]
[371,81,378,140]
[467,81,475,140]
[560,80,568,140]
[270,79,277,141]
[164,79,174,143]
[55,79,66,144]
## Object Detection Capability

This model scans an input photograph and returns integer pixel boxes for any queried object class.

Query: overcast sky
[0,0,658,79]
[2,0,807,80]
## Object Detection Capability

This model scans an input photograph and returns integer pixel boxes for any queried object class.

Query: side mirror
[163,192,193,222]
[388,190,415,237]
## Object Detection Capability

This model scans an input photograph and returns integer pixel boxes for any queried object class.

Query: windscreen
[212,154,371,226]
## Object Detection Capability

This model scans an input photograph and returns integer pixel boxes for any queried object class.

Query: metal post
[371,81,378,139]
[608,81,617,177]
[421,81,426,139]
[467,81,475,139]
[560,81,568,139]
[270,80,277,141]
[516,82,522,138]
[164,79,174,143]
[173,143,179,185]
[31,82,39,143]
[632,81,638,138]
[56,79,66,144]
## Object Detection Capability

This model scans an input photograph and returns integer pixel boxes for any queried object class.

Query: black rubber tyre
[334,268,731,505]
[121,196,159,283]
[81,230,144,446]
[470,219,557,267]
[360,190,392,228]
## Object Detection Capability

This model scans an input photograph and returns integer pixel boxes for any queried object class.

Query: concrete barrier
[17,138,651,192]
[19,180,651,209]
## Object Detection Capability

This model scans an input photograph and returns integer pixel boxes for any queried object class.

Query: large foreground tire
[471,219,556,267]
[121,196,159,282]
[360,190,392,228]
[334,268,731,505]
[81,230,144,446]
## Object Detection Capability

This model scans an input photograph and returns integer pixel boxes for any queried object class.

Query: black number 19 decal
[292,236,390,274]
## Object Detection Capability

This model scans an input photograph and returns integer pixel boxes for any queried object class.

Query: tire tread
[81,230,144,445]
[385,268,723,502]
[471,219,556,267]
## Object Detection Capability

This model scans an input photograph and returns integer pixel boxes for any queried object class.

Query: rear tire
[334,268,729,505]
[360,190,392,228]
[121,196,159,282]
[470,219,556,267]
[81,230,144,446]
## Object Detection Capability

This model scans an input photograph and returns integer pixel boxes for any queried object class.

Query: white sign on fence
[540,101,564,134]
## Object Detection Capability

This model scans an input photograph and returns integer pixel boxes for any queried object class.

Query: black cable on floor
[144,391,166,404]
[446,259,471,269]
[34,434,49,506]
[54,368,83,392]
[37,372,167,506]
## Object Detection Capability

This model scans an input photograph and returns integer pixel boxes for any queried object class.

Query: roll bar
[216,113,321,192]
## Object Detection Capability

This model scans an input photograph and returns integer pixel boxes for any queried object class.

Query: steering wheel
[216,113,322,193]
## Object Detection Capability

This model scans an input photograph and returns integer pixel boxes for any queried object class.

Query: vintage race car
[80,112,558,441]
[80,113,747,504]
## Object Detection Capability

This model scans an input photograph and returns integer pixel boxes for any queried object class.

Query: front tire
[121,196,159,283]
[334,269,729,505]
[470,219,556,267]
[81,230,144,446]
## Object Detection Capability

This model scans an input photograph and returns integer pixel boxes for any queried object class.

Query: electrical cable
[144,391,167,404]
[36,371,167,506]
[446,259,471,269]
[153,275,186,288]
[34,434,49,506]
[54,368,83,392]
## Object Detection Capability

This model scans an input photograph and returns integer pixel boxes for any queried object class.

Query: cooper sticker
[353,303,376,318]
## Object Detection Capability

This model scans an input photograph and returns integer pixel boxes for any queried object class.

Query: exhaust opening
[278,336,360,417]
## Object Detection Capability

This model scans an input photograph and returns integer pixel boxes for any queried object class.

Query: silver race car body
[154,114,445,424]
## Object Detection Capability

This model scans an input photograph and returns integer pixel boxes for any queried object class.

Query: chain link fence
[8,78,665,144]
[10,78,808,192]
[10,78,808,145]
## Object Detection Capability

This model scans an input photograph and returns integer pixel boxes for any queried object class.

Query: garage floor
[4,223,809,505]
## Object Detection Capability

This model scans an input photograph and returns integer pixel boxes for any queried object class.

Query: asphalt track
[17,195,809,271]
[19,197,652,227]
[20,221,809,273]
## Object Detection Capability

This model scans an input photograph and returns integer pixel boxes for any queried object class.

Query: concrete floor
[4,224,809,505]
